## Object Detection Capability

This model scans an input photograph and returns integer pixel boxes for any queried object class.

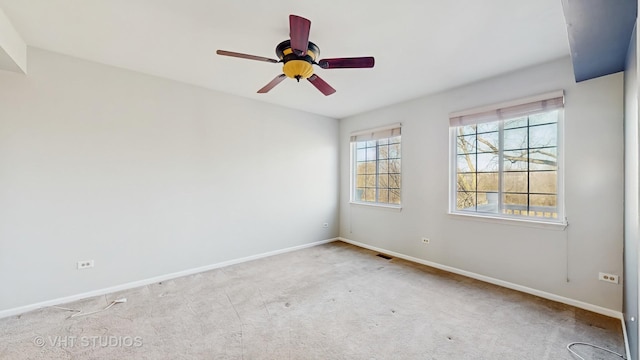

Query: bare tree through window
[353,136,401,205]
[455,111,559,220]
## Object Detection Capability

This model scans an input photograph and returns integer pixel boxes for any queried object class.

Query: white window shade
[449,91,564,127]
[350,123,401,142]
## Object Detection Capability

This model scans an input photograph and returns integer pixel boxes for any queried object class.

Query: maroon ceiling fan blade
[307,74,336,96]
[257,74,287,93]
[289,15,311,56]
[216,50,279,64]
[318,57,375,69]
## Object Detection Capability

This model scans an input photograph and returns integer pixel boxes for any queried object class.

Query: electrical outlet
[598,272,619,284]
[322,223,329,228]
[421,237,430,245]
[77,260,94,270]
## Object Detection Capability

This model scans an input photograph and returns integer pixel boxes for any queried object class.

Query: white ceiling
[0,1,570,119]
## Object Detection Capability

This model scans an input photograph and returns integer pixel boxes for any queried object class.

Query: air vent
[376,253,392,260]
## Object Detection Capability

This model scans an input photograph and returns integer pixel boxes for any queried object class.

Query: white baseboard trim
[338,237,623,320]
[0,238,339,320]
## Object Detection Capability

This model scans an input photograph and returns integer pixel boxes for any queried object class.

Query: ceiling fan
[216,14,375,96]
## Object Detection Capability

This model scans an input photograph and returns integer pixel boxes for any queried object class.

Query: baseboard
[338,237,623,320]
[0,238,339,319]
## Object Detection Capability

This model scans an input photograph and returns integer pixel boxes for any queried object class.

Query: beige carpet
[0,241,625,359]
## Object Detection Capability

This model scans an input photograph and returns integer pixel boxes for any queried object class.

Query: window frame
[350,124,402,209]
[448,92,565,225]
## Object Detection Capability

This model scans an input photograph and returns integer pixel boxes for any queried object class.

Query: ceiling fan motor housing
[276,40,320,81]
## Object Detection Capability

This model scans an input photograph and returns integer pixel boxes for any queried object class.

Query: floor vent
[376,253,392,260]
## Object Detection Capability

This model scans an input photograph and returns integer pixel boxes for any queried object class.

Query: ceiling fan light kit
[277,40,319,81]
[216,14,375,96]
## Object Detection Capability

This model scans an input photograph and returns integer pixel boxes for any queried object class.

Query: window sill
[447,211,567,230]
[350,202,402,212]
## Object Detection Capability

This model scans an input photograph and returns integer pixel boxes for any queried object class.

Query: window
[450,91,564,223]
[351,124,401,206]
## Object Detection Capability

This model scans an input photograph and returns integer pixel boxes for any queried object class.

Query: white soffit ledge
[0,6,26,73]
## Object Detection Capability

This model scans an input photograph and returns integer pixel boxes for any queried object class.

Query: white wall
[0,7,26,73]
[624,22,640,360]
[339,57,624,311]
[0,48,339,313]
